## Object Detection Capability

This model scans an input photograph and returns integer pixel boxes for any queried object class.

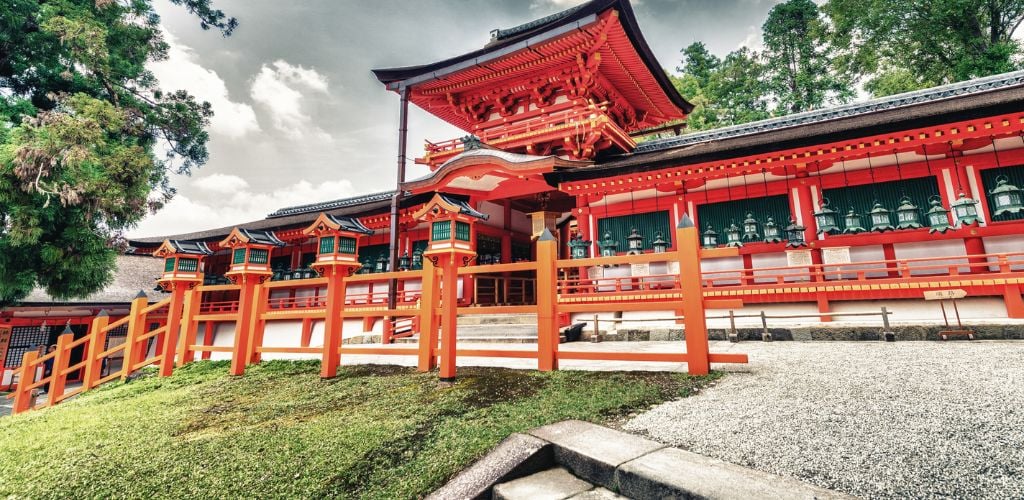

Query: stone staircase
[396,313,540,344]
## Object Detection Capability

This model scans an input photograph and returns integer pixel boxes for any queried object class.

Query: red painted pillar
[536,230,559,372]
[439,254,459,380]
[964,236,987,274]
[230,278,257,376]
[202,321,215,360]
[158,284,187,377]
[417,258,439,372]
[882,243,899,278]
[320,268,346,378]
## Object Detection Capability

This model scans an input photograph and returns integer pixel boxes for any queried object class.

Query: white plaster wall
[701,256,743,285]
[893,240,971,275]
[209,322,236,361]
[830,245,887,279]
[984,235,1024,271]
[751,252,809,283]
[260,320,310,360]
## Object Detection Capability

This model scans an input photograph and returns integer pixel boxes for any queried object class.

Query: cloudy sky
[130,0,784,237]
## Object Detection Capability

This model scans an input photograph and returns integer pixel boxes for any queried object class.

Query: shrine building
[4,0,1024,385]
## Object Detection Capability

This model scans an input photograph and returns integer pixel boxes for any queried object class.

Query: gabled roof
[371,0,692,115]
[166,240,214,255]
[439,194,489,220]
[238,228,286,247]
[324,214,374,235]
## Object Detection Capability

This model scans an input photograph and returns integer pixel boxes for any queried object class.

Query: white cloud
[530,0,591,9]
[737,26,764,51]
[250,60,331,140]
[128,177,357,238]
[148,30,260,139]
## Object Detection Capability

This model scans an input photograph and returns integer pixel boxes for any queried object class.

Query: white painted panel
[984,235,1024,271]
[828,245,887,279]
[701,256,743,285]
[893,240,969,275]
[210,322,235,361]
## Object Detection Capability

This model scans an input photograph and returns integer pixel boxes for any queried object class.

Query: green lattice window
[597,210,672,252]
[432,220,451,240]
[178,258,199,272]
[319,236,335,254]
[697,195,790,237]
[982,166,1024,222]
[232,248,246,264]
[164,257,175,272]
[249,248,269,264]
[823,177,939,231]
[358,243,390,273]
[338,237,357,254]
[455,221,471,241]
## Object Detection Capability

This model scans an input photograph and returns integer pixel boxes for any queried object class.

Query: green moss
[0,361,719,499]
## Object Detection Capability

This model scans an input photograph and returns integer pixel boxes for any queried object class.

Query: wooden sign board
[786,249,812,267]
[821,246,851,265]
[630,263,650,277]
[587,266,603,280]
[924,289,967,300]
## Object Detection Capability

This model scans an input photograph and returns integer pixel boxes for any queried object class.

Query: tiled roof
[168,240,213,255]
[637,69,1024,154]
[490,2,588,41]
[240,228,286,246]
[325,214,374,235]
[266,191,396,218]
[440,194,489,220]
[21,255,168,304]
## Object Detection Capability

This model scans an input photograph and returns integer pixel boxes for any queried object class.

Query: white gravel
[625,341,1024,499]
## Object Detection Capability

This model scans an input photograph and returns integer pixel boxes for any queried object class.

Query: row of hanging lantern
[700,215,807,249]
[360,248,426,273]
[568,227,673,259]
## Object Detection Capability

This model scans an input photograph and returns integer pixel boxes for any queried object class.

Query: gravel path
[625,341,1024,499]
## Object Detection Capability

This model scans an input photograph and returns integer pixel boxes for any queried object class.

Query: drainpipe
[388,85,410,312]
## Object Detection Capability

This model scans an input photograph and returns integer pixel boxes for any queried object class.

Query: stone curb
[432,420,856,499]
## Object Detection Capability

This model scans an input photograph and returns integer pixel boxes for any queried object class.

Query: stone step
[395,335,544,344]
[458,324,538,336]
[492,467,594,500]
[458,313,538,326]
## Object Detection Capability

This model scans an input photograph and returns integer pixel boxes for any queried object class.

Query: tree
[674,44,770,132]
[825,0,1024,96]
[0,0,236,305]
[761,0,853,113]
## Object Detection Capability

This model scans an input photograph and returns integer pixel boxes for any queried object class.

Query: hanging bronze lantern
[894,196,923,229]
[375,254,388,273]
[869,201,895,232]
[843,207,866,234]
[398,252,411,271]
[651,231,668,253]
[814,199,840,234]
[742,213,760,241]
[702,225,718,248]
[762,217,782,243]
[990,175,1024,216]
[950,193,981,226]
[411,248,423,269]
[569,235,591,259]
[725,221,743,247]
[785,219,807,247]
[626,227,644,255]
[925,196,953,233]
[598,231,619,257]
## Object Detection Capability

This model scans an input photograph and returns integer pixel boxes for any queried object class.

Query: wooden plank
[704,299,744,310]
[700,247,740,259]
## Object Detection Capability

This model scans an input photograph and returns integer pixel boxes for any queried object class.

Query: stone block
[616,447,855,500]
[567,487,628,499]
[492,468,593,500]
[427,433,553,500]
[528,420,665,488]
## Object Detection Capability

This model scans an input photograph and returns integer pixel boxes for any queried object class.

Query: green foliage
[761,0,853,113]
[825,0,1024,96]
[0,361,720,498]
[0,0,234,305]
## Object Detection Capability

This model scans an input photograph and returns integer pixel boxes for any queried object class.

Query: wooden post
[176,289,202,366]
[760,311,772,342]
[84,312,109,389]
[1003,283,1024,319]
[202,321,215,360]
[321,269,347,378]
[230,278,258,376]
[417,261,440,372]
[159,285,187,377]
[11,351,39,414]
[536,229,559,371]
[47,331,73,406]
[121,292,149,381]
[248,283,267,365]
[439,254,459,380]
[675,215,710,375]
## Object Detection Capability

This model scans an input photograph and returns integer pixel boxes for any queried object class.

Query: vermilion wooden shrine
[5,0,1024,411]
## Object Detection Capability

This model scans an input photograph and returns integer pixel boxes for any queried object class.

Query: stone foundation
[591,324,1024,342]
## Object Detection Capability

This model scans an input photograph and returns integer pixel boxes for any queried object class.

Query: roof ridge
[489,2,590,42]
[266,190,397,218]
[637,69,1024,154]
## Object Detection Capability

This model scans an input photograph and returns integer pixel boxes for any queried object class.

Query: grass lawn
[0,361,718,499]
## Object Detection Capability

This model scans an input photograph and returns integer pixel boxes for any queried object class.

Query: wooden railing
[8,295,174,414]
